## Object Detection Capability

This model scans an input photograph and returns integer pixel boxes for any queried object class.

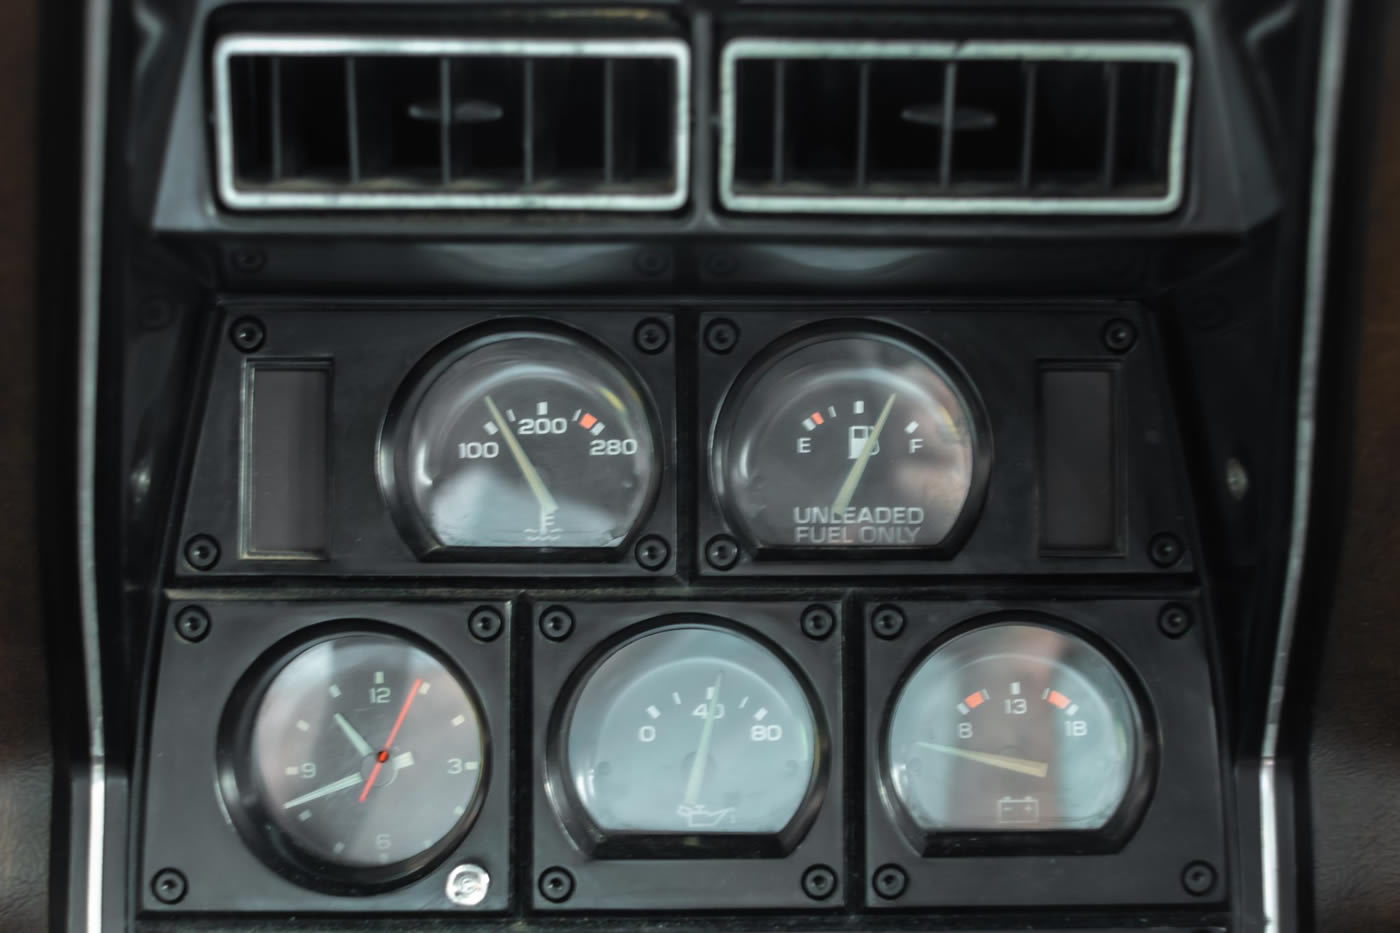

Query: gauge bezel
[863,598,1227,910]
[531,600,845,911]
[876,613,1157,857]
[707,318,993,562]
[216,619,493,895]
[546,615,830,859]
[377,320,666,562]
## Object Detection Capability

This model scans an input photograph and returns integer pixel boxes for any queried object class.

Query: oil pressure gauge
[551,620,824,856]
[712,329,984,552]
[382,328,659,554]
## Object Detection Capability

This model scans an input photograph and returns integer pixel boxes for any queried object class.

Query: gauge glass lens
[565,625,818,833]
[886,623,1139,833]
[715,334,978,549]
[399,333,657,549]
[247,633,486,871]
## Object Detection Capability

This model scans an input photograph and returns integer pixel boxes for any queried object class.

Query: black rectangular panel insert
[1038,365,1120,554]
[242,362,330,558]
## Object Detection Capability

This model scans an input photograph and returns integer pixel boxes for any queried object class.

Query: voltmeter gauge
[884,622,1148,842]
[712,330,983,552]
[382,329,659,553]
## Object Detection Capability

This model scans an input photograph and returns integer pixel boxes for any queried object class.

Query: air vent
[720,39,1191,215]
[213,35,690,211]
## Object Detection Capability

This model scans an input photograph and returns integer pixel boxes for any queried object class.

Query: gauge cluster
[175,303,1192,578]
[141,303,1222,920]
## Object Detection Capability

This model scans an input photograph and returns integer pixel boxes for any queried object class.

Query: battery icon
[996,796,1040,825]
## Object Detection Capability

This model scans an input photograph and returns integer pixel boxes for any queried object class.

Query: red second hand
[359,677,424,803]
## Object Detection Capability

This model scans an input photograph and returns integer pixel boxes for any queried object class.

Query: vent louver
[213,35,690,211]
[720,39,1191,215]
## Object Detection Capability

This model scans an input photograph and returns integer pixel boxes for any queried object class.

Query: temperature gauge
[383,329,659,553]
[712,330,983,551]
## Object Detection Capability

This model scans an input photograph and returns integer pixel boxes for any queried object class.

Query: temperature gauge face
[885,622,1144,835]
[713,332,981,550]
[387,330,658,551]
[561,624,819,837]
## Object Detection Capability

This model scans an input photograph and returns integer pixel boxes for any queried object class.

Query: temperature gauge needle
[917,741,1049,778]
[485,395,559,516]
[683,672,723,807]
[831,393,896,515]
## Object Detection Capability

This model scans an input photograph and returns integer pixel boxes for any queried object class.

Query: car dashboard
[21,0,1381,931]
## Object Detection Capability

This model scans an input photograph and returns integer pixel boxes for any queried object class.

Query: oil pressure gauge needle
[485,395,559,516]
[831,393,897,515]
[917,741,1049,778]
[682,672,724,807]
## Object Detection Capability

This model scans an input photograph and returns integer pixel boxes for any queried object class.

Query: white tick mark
[295,720,310,732]
[451,714,466,727]
[646,705,660,719]
[374,671,384,685]
[298,810,312,822]
[418,682,431,695]
[754,708,769,722]
[328,684,341,698]
[854,400,865,415]
[905,421,919,434]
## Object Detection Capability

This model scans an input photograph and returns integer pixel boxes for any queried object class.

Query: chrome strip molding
[1259,0,1352,931]
[79,0,112,927]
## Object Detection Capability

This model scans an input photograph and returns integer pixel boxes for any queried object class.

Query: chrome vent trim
[719,38,1192,216]
[213,34,691,212]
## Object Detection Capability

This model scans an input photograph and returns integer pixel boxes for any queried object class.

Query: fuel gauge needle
[485,395,559,516]
[831,393,896,515]
[917,741,1049,778]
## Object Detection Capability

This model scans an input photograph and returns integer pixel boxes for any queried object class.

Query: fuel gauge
[712,329,984,552]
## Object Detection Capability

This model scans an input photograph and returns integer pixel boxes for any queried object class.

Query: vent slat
[1102,62,1120,190]
[522,59,535,188]
[855,61,870,187]
[722,38,1189,215]
[269,58,283,181]
[438,58,452,186]
[346,59,361,183]
[772,60,786,186]
[216,35,688,211]
[604,59,616,184]
[939,62,956,188]
[1020,61,1037,191]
